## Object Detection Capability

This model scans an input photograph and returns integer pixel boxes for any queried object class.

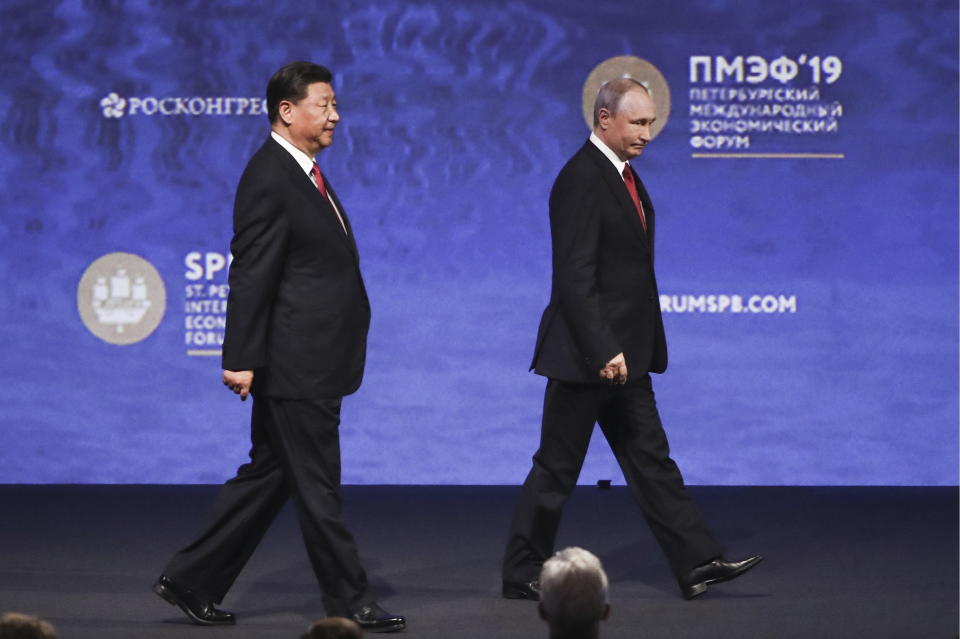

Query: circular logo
[100,92,126,119]
[77,252,166,345]
[582,56,671,139]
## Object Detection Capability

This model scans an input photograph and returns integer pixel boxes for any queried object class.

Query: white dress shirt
[589,131,631,179]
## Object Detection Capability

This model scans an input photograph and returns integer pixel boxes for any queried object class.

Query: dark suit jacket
[222,137,370,398]
[531,139,667,383]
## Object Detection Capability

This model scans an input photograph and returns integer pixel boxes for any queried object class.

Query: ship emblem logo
[77,253,166,345]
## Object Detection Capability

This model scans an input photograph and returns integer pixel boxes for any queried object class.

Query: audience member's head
[538,547,610,639]
[301,616,363,639]
[0,613,56,639]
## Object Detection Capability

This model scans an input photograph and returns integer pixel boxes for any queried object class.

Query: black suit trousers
[503,375,723,582]
[163,396,369,616]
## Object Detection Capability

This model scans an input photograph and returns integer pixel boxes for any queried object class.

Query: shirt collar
[589,132,630,178]
[270,130,315,175]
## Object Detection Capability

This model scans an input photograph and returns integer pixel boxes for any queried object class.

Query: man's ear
[600,603,610,620]
[278,100,294,125]
[597,107,611,130]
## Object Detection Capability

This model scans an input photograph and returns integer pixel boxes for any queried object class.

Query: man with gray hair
[538,548,610,639]
[503,77,762,601]
[301,616,363,639]
[0,613,56,639]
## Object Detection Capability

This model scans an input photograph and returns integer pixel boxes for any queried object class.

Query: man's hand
[223,370,254,401]
[599,353,628,385]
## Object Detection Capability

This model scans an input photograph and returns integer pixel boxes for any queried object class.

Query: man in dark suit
[153,62,404,633]
[501,78,762,601]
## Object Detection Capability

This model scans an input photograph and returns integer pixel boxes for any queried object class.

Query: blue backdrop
[1,0,957,485]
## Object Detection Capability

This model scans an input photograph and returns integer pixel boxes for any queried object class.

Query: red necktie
[311,162,348,235]
[622,165,647,233]
[311,163,328,198]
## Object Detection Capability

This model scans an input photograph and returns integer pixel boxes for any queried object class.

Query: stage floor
[0,485,956,638]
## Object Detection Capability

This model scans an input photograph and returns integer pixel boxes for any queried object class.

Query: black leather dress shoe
[153,575,236,625]
[350,603,406,633]
[502,579,541,600]
[680,555,764,599]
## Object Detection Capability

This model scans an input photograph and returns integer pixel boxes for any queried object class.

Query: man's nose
[329,107,340,122]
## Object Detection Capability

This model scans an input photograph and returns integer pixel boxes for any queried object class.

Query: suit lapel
[629,166,655,256]
[583,142,650,250]
[265,138,356,256]
[325,180,360,259]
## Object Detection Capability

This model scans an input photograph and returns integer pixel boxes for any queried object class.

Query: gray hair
[539,547,609,626]
[0,613,57,639]
[301,617,362,639]
[593,77,650,127]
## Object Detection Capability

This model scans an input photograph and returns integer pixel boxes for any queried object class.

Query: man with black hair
[154,61,404,633]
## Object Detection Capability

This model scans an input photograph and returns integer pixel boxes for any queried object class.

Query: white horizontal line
[691,153,845,159]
